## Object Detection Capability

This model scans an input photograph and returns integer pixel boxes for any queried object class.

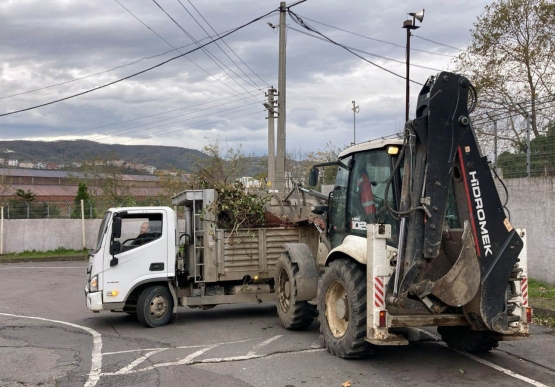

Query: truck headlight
[90,275,98,292]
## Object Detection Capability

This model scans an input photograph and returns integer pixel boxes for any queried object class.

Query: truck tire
[136,285,174,328]
[275,253,316,330]
[437,326,499,353]
[318,258,372,358]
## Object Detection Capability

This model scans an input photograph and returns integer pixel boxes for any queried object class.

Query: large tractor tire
[318,258,373,358]
[437,326,499,353]
[136,285,174,328]
[275,253,316,330]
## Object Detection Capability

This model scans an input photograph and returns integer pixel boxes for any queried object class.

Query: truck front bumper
[85,287,103,312]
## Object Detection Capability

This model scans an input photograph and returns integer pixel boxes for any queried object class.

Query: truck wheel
[318,259,372,358]
[437,326,499,353]
[136,286,174,328]
[275,253,316,330]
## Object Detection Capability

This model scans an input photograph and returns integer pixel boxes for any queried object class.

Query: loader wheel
[136,286,174,328]
[437,326,499,353]
[275,253,316,330]
[318,259,372,358]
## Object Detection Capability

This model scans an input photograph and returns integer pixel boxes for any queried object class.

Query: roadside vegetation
[529,279,555,329]
[0,247,86,260]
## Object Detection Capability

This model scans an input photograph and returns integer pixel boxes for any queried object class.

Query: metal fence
[1,198,167,219]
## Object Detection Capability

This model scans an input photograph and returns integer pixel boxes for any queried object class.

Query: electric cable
[178,0,266,89]
[288,26,443,72]
[151,0,261,100]
[187,0,270,87]
[296,14,455,58]
[47,89,262,140]
[412,35,466,52]
[0,8,278,117]
[287,10,423,86]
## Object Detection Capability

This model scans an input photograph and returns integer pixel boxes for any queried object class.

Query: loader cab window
[115,213,163,251]
[347,150,398,244]
[328,156,352,248]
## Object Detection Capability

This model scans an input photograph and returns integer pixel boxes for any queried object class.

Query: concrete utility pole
[275,1,287,194]
[265,88,277,189]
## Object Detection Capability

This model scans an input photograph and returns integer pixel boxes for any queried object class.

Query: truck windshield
[93,212,111,253]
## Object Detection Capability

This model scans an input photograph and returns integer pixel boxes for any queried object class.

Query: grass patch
[533,316,555,329]
[529,278,555,300]
[1,247,87,259]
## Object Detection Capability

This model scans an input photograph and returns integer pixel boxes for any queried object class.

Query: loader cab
[327,143,402,249]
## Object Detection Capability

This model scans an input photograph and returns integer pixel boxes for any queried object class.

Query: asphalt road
[0,261,554,387]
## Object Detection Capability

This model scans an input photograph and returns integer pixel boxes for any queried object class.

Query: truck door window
[93,212,111,253]
[115,213,163,250]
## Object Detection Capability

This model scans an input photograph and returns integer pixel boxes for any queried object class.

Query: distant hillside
[0,140,267,176]
[0,140,205,172]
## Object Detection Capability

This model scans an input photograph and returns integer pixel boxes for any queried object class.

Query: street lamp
[402,9,424,123]
[351,101,359,145]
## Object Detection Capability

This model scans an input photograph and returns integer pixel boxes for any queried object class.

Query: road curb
[532,306,555,319]
[0,255,87,264]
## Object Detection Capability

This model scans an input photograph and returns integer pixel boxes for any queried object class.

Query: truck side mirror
[110,241,121,256]
[112,217,122,239]
[309,167,319,187]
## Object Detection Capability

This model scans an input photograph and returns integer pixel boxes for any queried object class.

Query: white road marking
[417,329,550,387]
[195,348,326,364]
[0,312,102,387]
[246,335,281,356]
[113,349,168,375]
[101,345,218,376]
[103,336,262,355]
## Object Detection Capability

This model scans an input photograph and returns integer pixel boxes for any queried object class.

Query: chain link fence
[1,197,170,219]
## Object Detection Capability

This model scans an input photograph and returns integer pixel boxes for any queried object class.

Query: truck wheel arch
[125,279,178,314]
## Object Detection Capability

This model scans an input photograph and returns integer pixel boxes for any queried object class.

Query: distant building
[7,159,18,167]
[46,163,57,170]
[0,158,4,165]
[36,162,47,169]
[107,160,124,167]
[19,162,35,169]
[237,176,261,189]
[144,166,156,174]
[71,162,82,168]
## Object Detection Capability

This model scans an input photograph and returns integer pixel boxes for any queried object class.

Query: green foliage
[529,278,555,300]
[192,138,252,188]
[497,123,555,177]
[204,182,270,233]
[2,247,85,258]
[71,182,97,218]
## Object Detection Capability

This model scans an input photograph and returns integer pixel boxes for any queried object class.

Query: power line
[151,0,261,101]
[121,108,264,145]
[48,89,262,139]
[0,8,277,117]
[115,0,246,97]
[178,0,265,90]
[296,14,455,58]
[288,26,443,72]
[287,10,423,85]
[87,100,261,142]
[412,35,466,52]
[187,0,270,87]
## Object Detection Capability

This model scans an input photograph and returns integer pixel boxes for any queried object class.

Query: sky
[0,0,493,157]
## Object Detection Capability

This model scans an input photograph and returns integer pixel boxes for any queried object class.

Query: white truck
[85,189,320,328]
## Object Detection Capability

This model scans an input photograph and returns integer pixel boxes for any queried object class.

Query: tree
[155,167,189,204]
[72,182,97,219]
[305,141,344,188]
[191,138,251,188]
[455,0,555,152]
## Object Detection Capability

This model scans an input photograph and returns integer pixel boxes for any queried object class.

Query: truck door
[103,211,168,304]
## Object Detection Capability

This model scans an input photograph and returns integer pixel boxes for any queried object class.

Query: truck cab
[85,207,177,326]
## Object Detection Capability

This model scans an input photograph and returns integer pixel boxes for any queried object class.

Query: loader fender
[283,243,319,301]
[325,235,367,267]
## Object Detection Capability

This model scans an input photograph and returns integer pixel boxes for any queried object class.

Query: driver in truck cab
[132,222,151,246]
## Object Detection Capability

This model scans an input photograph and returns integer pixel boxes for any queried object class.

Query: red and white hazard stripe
[374,277,384,308]
[521,277,528,306]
